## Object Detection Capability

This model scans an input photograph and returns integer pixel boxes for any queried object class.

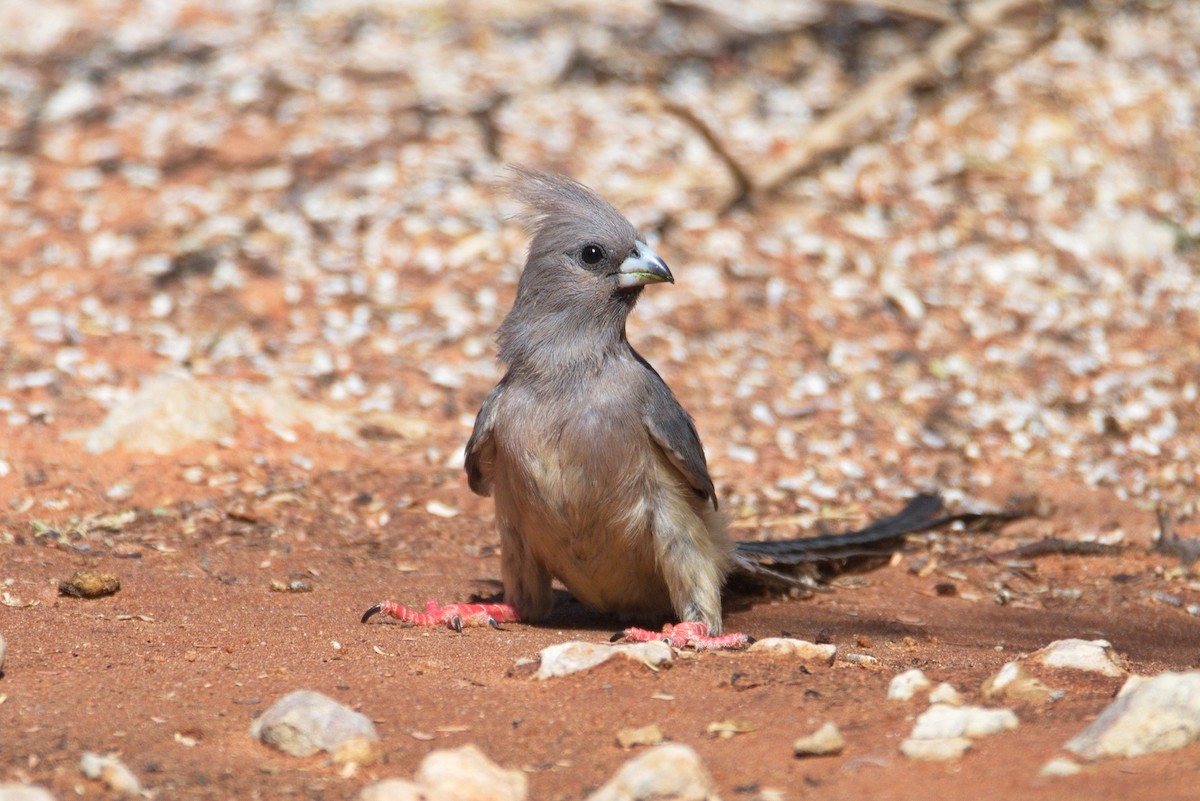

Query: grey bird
[361,168,1019,644]
[465,167,733,635]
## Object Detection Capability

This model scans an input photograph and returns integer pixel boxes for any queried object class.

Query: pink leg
[618,621,754,651]
[361,599,521,632]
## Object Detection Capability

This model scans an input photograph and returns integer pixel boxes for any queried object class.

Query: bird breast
[491,378,676,615]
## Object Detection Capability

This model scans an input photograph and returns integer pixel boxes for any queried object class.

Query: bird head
[498,168,673,370]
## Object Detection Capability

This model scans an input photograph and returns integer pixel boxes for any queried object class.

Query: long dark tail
[731,493,1026,589]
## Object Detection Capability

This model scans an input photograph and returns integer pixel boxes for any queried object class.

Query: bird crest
[505,166,636,249]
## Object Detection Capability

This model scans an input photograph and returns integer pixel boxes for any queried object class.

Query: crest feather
[505,166,634,241]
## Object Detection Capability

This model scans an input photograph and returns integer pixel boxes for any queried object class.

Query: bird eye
[581,244,606,265]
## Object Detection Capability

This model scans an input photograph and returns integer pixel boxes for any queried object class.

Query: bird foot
[616,621,754,651]
[361,599,520,633]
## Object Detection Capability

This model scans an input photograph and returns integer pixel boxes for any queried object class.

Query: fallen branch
[751,0,1049,197]
[837,0,956,24]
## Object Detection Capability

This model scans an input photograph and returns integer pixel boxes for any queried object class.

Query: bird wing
[639,361,718,511]
[465,380,506,497]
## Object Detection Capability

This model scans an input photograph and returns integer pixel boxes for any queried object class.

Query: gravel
[0,1,1195,531]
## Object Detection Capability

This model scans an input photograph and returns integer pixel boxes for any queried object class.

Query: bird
[361,168,1010,649]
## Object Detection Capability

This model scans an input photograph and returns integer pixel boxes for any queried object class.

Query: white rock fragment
[747,638,837,665]
[250,690,379,758]
[424,500,460,518]
[616,724,666,750]
[981,661,1058,704]
[586,743,717,801]
[1039,757,1083,777]
[928,683,963,706]
[792,722,845,757]
[533,641,674,680]
[1066,671,1200,760]
[84,372,235,455]
[887,668,932,701]
[356,779,424,801]
[1027,639,1126,677]
[79,752,141,796]
[44,79,101,122]
[104,482,133,502]
[0,785,58,801]
[841,653,880,667]
[357,745,526,801]
[910,704,1018,740]
[900,737,972,761]
[416,745,528,801]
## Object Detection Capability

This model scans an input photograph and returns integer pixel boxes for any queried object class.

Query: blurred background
[0,0,1196,529]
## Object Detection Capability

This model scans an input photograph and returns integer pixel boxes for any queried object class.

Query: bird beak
[616,241,674,289]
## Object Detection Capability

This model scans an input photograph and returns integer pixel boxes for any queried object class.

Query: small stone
[928,683,963,705]
[887,668,932,701]
[705,720,757,739]
[1065,671,1200,760]
[44,79,101,122]
[533,641,673,680]
[586,744,717,801]
[84,371,236,455]
[617,724,666,749]
[899,737,972,761]
[1039,757,1083,777]
[250,690,379,757]
[841,653,880,667]
[1027,639,1126,677]
[415,745,528,801]
[792,722,845,757]
[79,752,141,796]
[58,570,121,599]
[332,736,383,766]
[425,500,460,518]
[356,779,424,801]
[270,579,314,593]
[0,785,58,801]
[910,704,1018,740]
[747,638,836,665]
[0,633,6,676]
[104,482,133,502]
[981,661,1057,704]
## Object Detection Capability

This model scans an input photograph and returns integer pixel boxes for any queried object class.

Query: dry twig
[750,0,1049,197]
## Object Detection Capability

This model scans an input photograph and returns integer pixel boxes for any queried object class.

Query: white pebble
[792,722,845,757]
[748,638,837,665]
[586,744,715,801]
[910,704,1018,739]
[1066,671,1200,759]
[533,641,674,680]
[1027,639,1126,677]
[900,737,972,761]
[1039,757,1083,777]
[928,683,963,706]
[79,752,141,796]
[887,668,932,701]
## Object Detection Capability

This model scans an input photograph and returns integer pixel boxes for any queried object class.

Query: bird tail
[730,493,1026,590]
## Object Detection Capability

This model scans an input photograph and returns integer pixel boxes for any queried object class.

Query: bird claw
[617,622,753,651]
[360,599,521,631]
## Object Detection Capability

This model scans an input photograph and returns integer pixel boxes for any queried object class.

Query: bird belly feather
[492,399,684,618]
